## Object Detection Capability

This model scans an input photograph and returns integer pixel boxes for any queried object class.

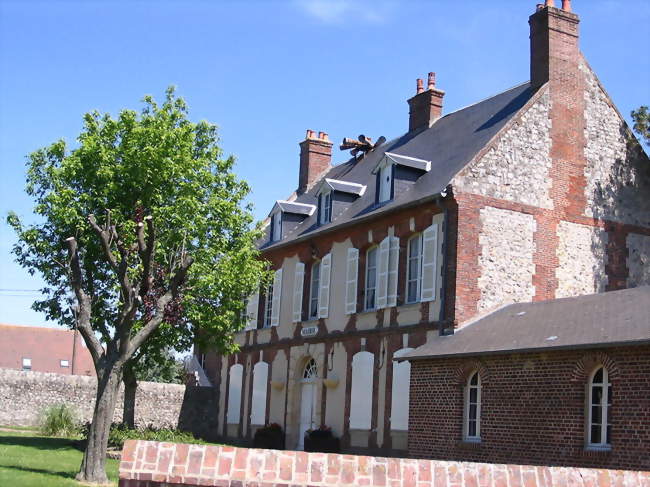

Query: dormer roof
[317,178,367,197]
[269,200,316,217]
[374,153,431,173]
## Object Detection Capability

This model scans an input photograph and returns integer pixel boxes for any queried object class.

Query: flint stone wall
[627,233,650,288]
[452,90,553,209]
[0,368,218,438]
[477,206,536,312]
[556,221,608,298]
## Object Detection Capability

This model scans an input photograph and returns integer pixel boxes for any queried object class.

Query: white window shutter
[345,248,359,315]
[292,263,305,322]
[421,223,439,302]
[376,237,390,309]
[245,291,259,330]
[270,269,283,326]
[318,253,332,318]
[387,236,400,307]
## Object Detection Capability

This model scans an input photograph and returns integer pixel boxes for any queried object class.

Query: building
[0,323,95,376]
[198,0,650,458]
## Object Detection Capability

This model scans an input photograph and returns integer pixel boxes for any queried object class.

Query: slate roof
[271,200,316,217]
[262,82,534,250]
[400,286,650,362]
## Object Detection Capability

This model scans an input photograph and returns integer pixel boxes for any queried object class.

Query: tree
[631,106,650,147]
[8,88,267,483]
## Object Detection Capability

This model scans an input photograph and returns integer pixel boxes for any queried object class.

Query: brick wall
[408,345,650,471]
[118,439,650,486]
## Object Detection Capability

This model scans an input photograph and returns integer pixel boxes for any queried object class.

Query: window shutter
[245,291,259,330]
[387,236,400,307]
[345,247,359,315]
[421,223,439,302]
[292,263,305,322]
[317,194,322,225]
[270,269,283,326]
[376,237,390,309]
[269,215,274,242]
[318,253,332,318]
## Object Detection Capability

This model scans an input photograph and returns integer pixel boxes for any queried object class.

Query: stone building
[198,0,650,459]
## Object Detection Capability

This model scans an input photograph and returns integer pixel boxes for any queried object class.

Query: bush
[80,422,206,449]
[253,423,284,450]
[39,403,80,438]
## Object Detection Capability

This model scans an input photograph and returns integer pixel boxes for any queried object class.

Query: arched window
[588,366,611,448]
[463,371,481,441]
[303,358,318,380]
[390,348,413,431]
[226,363,243,425]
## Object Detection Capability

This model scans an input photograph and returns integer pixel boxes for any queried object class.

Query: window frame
[263,282,274,328]
[309,260,321,319]
[587,366,612,449]
[319,190,332,225]
[406,233,424,304]
[463,371,481,442]
[22,357,32,371]
[60,359,69,368]
[270,212,282,242]
[364,246,378,310]
[377,161,394,203]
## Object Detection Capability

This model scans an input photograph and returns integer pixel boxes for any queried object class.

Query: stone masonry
[118,439,650,487]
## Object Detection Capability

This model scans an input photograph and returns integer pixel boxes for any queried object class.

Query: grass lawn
[0,431,119,486]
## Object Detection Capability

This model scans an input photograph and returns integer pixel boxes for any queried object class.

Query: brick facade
[408,345,650,471]
[118,439,650,487]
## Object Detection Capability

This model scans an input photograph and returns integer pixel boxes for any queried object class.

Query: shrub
[39,403,79,438]
[80,422,206,449]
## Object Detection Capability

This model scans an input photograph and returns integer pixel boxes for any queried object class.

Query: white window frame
[271,212,282,242]
[587,366,611,449]
[22,358,31,371]
[378,161,393,203]
[309,261,321,319]
[463,371,481,442]
[406,233,424,303]
[365,246,378,310]
[60,359,69,368]
[263,282,274,328]
[319,190,332,225]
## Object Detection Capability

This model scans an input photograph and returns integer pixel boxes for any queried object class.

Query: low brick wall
[118,440,650,487]
[0,368,218,438]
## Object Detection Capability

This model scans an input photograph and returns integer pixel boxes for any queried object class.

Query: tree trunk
[77,364,122,484]
[122,362,138,428]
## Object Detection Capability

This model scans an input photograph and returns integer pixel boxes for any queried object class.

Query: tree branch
[65,237,104,366]
[88,214,118,272]
[138,216,155,298]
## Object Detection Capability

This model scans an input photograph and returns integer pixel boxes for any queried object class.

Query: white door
[297,358,318,450]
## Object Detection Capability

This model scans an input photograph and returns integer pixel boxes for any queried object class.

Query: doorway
[297,358,318,450]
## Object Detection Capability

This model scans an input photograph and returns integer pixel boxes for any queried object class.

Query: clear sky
[1,0,649,328]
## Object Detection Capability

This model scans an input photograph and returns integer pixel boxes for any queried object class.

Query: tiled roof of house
[401,286,650,361]
[262,82,534,249]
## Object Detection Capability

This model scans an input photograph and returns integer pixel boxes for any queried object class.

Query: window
[227,364,243,424]
[365,247,378,310]
[350,351,374,430]
[588,366,611,448]
[319,191,332,225]
[309,261,321,319]
[22,358,31,371]
[250,362,269,425]
[270,212,282,242]
[376,162,394,203]
[464,372,481,441]
[60,360,69,367]
[407,234,423,303]
[263,282,274,328]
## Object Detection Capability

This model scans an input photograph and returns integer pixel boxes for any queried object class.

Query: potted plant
[304,425,340,453]
[253,423,284,450]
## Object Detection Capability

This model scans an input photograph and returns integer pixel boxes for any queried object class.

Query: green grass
[0,431,119,486]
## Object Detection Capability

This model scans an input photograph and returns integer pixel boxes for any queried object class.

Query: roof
[319,178,367,196]
[270,200,316,217]
[262,82,534,250]
[401,287,650,361]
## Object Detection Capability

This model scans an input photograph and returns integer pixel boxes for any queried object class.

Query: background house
[197,0,649,459]
[0,323,95,376]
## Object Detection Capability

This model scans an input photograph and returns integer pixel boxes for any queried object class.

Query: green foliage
[39,404,80,438]
[81,423,206,449]
[631,105,649,147]
[7,86,269,355]
[134,349,184,384]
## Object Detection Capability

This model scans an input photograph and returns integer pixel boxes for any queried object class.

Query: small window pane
[469,404,477,419]
[468,420,476,437]
[591,386,602,405]
[469,388,477,403]
[470,373,478,386]
[593,368,603,383]
[591,405,602,424]
[60,360,69,367]
[607,385,612,406]
[606,425,611,444]
[591,424,601,443]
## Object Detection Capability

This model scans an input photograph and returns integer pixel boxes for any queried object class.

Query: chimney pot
[427,72,436,90]
[544,0,555,7]
[416,78,424,94]
[298,129,333,194]
[561,0,571,11]
[319,131,329,141]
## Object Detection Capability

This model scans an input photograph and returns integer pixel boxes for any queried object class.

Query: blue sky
[1,0,649,328]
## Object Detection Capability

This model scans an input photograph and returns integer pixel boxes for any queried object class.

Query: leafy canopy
[8,87,266,354]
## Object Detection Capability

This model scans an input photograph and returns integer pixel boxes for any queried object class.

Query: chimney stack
[529,0,580,90]
[407,71,445,132]
[298,130,332,195]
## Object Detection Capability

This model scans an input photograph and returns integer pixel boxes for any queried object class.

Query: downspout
[437,189,451,335]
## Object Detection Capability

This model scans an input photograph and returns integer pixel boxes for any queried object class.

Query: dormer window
[270,212,282,242]
[373,153,430,205]
[318,190,332,224]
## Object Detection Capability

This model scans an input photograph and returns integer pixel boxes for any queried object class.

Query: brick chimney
[407,72,445,132]
[298,130,332,195]
[529,0,580,90]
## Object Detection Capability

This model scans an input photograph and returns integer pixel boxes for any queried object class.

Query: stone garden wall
[0,368,219,438]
